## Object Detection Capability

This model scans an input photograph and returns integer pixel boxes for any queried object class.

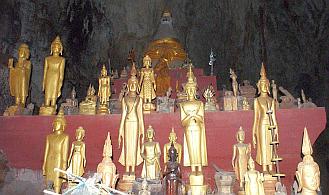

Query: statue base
[97,104,110,115]
[143,103,155,114]
[264,174,277,195]
[186,173,208,195]
[3,105,24,116]
[205,102,218,112]
[39,106,56,115]
[214,170,236,195]
[79,104,96,115]
[132,178,162,195]
[117,174,135,192]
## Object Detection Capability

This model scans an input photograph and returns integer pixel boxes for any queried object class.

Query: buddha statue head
[168,143,178,163]
[75,127,85,141]
[18,43,30,60]
[247,157,255,171]
[50,36,63,55]
[185,65,197,100]
[296,127,320,192]
[256,63,270,95]
[168,128,177,144]
[146,125,155,141]
[236,126,245,143]
[143,55,152,68]
[52,108,66,132]
[127,67,138,94]
[101,65,108,77]
[103,132,113,157]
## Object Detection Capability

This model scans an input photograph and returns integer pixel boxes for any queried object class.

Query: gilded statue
[252,63,278,173]
[79,84,97,115]
[8,43,32,107]
[230,68,238,97]
[244,157,265,195]
[42,108,69,193]
[154,57,171,96]
[163,143,182,195]
[67,127,86,177]
[296,127,320,195]
[98,65,111,105]
[141,126,161,180]
[40,36,65,115]
[232,127,251,190]
[139,179,151,195]
[97,132,119,188]
[163,128,182,164]
[139,55,156,112]
[271,80,278,102]
[118,66,144,176]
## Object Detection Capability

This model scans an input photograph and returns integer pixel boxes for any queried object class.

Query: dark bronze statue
[163,143,182,195]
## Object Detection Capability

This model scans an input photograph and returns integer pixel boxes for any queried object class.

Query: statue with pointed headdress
[252,63,279,173]
[40,36,65,115]
[295,127,320,195]
[97,65,111,114]
[139,55,156,112]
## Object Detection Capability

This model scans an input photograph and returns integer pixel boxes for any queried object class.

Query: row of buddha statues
[42,62,320,195]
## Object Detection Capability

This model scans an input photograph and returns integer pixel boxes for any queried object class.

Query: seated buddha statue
[79,84,97,115]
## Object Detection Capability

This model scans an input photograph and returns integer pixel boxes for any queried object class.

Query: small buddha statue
[154,56,170,97]
[242,97,250,111]
[244,157,265,195]
[163,143,182,195]
[67,127,86,177]
[232,127,251,191]
[40,36,65,115]
[138,178,151,195]
[120,67,128,78]
[141,126,161,180]
[139,55,156,112]
[7,43,32,108]
[79,84,97,115]
[42,108,69,193]
[97,65,111,114]
[163,128,182,164]
[118,65,144,177]
[230,68,238,97]
[252,63,278,173]
[271,80,278,103]
[97,132,119,188]
[295,127,320,195]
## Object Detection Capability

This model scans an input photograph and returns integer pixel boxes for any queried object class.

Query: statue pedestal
[132,178,162,195]
[39,106,56,115]
[264,174,277,195]
[117,174,135,192]
[97,104,110,115]
[205,102,218,112]
[186,174,208,195]
[143,103,155,114]
[79,104,96,115]
[214,170,236,195]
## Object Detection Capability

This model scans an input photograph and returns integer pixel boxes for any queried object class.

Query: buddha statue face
[101,66,108,76]
[18,44,30,59]
[248,158,255,170]
[257,80,270,94]
[297,161,320,191]
[186,86,196,100]
[146,126,155,140]
[128,77,138,93]
[76,128,85,141]
[236,129,245,142]
[53,120,65,132]
[143,55,152,68]
[50,36,63,55]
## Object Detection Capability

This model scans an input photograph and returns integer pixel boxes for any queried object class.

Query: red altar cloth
[0,108,326,189]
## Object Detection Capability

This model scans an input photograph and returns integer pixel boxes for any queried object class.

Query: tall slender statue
[230,68,238,97]
[118,64,144,185]
[232,126,251,191]
[8,44,32,108]
[163,143,182,195]
[244,157,265,195]
[139,55,156,112]
[67,127,86,177]
[97,65,111,114]
[97,132,119,189]
[252,63,278,173]
[42,108,69,193]
[296,127,320,195]
[40,36,65,115]
[141,126,161,180]
[180,65,207,194]
[163,128,182,164]
[271,80,278,103]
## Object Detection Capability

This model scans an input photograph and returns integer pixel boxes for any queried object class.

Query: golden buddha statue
[97,65,111,114]
[118,66,144,177]
[296,127,320,195]
[244,157,265,195]
[232,126,251,191]
[252,63,278,173]
[139,55,156,112]
[163,128,182,164]
[42,108,69,193]
[230,68,238,97]
[97,132,119,188]
[154,56,171,96]
[67,127,86,177]
[8,43,32,108]
[141,126,161,180]
[79,84,97,115]
[40,36,66,115]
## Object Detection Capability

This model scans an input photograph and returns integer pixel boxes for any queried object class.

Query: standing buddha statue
[244,157,265,195]
[163,143,182,195]
[5,44,32,115]
[97,132,119,189]
[67,127,86,177]
[252,63,279,173]
[40,36,65,115]
[97,65,111,114]
[140,126,161,180]
[163,128,182,164]
[180,65,207,194]
[42,108,69,193]
[295,127,320,195]
[232,126,251,191]
[117,65,144,191]
[139,55,156,113]
[230,68,238,97]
